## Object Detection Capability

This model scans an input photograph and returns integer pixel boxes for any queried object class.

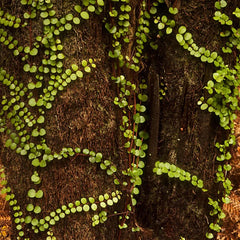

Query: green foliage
[172,1,240,237]
[1,0,240,239]
[153,162,207,190]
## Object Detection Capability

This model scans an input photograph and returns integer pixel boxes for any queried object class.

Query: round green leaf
[184,32,192,41]
[28,189,36,198]
[5,139,12,148]
[178,26,186,34]
[97,0,104,6]
[32,129,39,137]
[83,204,90,212]
[73,17,80,24]
[23,64,30,72]
[150,7,157,15]
[81,197,87,204]
[40,12,48,18]
[26,204,34,212]
[24,215,32,224]
[34,205,41,214]
[80,11,89,20]
[39,128,46,136]
[91,203,97,211]
[36,190,43,198]
[88,5,95,12]
[28,98,36,107]
[82,60,87,67]
[100,202,106,208]
[65,23,72,30]
[158,22,165,30]
[74,5,82,13]
[66,14,73,21]
[176,34,183,43]
[32,159,40,167]
[84,66,91,73]
[37,116,45,124]
[30,48,38,56]
[107,199,113,206]
[71,64,78,71]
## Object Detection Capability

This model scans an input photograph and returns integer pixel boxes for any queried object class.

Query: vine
[151,0,240,238]
[0,0,240,239]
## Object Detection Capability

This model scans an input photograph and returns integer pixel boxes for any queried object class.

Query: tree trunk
[0,0,238,240]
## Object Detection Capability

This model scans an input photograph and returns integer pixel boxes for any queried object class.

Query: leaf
[66,13,73,21]
[184,32,192,41]
[32,159,40,167]
[36,190,43,198]
[43,19,50,25]
[28,98,36,107]
[82,60,88,67]
[74,5,82,13]
[200,103,208,110]
[158,22,165,30]
[30,48,38,56]
[200,55,207,62]
[97,0,104,6]
[213,72,223,82]
[178,26,186,34]
[24,216,32,224]
[169,7,178,15]
[100,202,106,208]
[23,64,30,72]
[207,80,214,88]
[34,206,41,214]
[150,6,157,15]
[176,34,183,43]
[76,70,83,78]
[83,149,89,155]
[37,116,45,124]
[24,12,30,19]
[71,64,78,71]
[215,2,221,9]
[150,42,158,50]
[39,128,46,136]
[91,203,97,211]
[161,15,168,23]
[220,0,227,8]
[57,53,65,59]
[135,139,142,147]
[26,204,34,211]
[5,139,12,148]
[107,199,113,206]
[83,204,90,212]
[80,11,89,20]
[73,17,80,24]
[21,0,27,5]
[138,94,148,102]
[109,25,117,34]
[28,189,36,198]
[197,180,203,188]
[88,5,95,12]
[65,23,72,30]
[10,143,17,150]
[211,52,218,59]
[206,232,214,239]
[84,66,91,72]
[125,5,131,12]
[32,129,39,137]
[166,27,172,34]
[139,131,149,140]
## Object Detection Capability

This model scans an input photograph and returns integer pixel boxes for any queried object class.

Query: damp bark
[0,1,237,240]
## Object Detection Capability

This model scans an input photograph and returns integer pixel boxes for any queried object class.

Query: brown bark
[0,1,238,240]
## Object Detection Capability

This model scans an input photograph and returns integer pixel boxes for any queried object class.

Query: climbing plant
[0,0,240,239]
